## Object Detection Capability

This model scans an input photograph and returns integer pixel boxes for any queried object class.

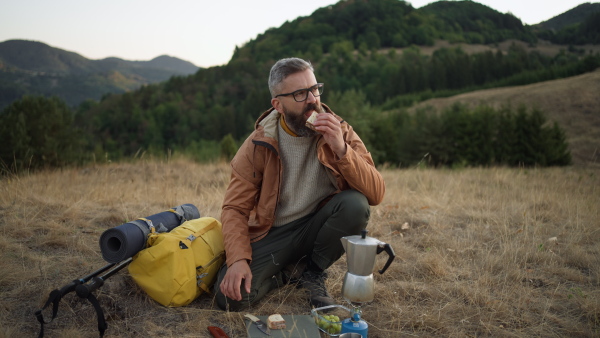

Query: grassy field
[1,158,598,337]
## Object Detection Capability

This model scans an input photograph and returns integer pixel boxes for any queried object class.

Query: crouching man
[215,57,385,311]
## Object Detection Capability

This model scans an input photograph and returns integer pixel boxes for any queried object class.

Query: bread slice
[267,313,286,330]
[305,110,319,131]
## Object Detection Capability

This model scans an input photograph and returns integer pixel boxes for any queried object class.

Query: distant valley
[0,39,199,108]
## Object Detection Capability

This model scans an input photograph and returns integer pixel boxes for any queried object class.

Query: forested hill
[2,0,599,171]
[534,3,600,45]
[536,2,600,30]
[0,40,199,108]
[420,1,533,43]
[232,0,535,63]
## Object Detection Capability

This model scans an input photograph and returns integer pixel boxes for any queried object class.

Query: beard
[281,102,320,137]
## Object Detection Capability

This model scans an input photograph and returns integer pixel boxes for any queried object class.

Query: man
[215,57,385,311]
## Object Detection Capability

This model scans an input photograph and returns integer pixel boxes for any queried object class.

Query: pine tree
[493,106,517,165]
[543,121,572,166]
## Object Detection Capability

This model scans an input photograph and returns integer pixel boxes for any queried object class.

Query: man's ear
[271,98,282,112]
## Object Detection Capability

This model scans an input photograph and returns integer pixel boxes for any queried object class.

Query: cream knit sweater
[274,122,337,226]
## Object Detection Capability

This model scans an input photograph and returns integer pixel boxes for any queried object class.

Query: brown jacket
[220,103,385,267]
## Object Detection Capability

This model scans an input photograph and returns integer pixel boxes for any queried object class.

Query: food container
[339,333,363,338]
[311,304,352,336]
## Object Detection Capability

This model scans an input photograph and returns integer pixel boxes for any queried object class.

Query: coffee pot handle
[376,243,395,274]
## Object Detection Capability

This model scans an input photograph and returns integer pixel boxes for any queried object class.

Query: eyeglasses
[275,83,324,102]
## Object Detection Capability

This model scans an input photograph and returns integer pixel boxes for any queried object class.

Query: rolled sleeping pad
[99,204,200,263]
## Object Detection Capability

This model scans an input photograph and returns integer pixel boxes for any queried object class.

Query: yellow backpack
[128,217,225,307]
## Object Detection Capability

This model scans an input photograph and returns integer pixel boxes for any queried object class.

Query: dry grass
[1,159,599,337]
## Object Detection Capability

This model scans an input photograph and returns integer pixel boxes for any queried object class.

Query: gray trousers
[215,190,370,311]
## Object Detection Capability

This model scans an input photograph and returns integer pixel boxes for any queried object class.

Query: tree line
[0,93,571,173]
[367,103,571,167]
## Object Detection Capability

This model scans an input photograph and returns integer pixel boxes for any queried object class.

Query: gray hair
[268,57,314,98]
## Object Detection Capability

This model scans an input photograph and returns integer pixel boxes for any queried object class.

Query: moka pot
[340,229,395,304]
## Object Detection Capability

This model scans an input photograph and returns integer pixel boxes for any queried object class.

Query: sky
[0,0,589,68]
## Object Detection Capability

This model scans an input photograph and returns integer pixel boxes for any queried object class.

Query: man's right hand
[219,259,252,301]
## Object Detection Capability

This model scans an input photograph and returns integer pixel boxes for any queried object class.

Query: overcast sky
[0,0,589,68]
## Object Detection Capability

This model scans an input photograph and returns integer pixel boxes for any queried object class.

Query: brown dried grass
[0,159,598,337]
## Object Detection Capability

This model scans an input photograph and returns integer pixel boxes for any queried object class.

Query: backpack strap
[170,205,187,222]
[137,217,161,233]
[187,219,222,293]
[196,252,226,293]
[191,220,217,239]
[170,204,200,223]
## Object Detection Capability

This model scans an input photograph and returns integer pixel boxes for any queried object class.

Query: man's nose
[306,91,317,103]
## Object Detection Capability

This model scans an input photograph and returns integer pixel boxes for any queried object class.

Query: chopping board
[245,314,320,338]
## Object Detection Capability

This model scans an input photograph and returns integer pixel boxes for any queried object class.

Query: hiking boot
[300,270,336,308]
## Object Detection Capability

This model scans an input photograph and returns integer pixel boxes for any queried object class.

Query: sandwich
[305,105,324,131]
[267,313,286,330]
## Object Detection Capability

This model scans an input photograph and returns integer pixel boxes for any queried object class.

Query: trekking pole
[35,262,116,326]
[35,258,132,338]
[72,257,133,337]
[75,257,132,298]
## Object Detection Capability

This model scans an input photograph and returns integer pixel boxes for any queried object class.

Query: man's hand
[220,259,252,301]
[313,113,347,158]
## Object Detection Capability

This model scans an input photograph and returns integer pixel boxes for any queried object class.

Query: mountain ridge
[0,39,199,74]
[0,39,200,108]
[536,2,600,30]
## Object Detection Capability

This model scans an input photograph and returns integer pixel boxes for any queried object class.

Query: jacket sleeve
[220,139,261,267]
[332,123,386,206]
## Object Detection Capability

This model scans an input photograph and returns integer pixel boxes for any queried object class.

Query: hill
[534,3,600,45]
[0,39,199,108]
[136,55,199,75]
[410,69,600,167]
[232,0,537,63]
[536,2,600,30]
[419,0,533,43]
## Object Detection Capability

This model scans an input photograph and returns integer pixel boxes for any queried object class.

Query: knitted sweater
[274,121,336,226]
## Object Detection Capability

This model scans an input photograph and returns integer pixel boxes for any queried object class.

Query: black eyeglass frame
[274,83,324,102]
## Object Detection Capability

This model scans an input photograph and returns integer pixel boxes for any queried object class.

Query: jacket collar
[254,103,336,140]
